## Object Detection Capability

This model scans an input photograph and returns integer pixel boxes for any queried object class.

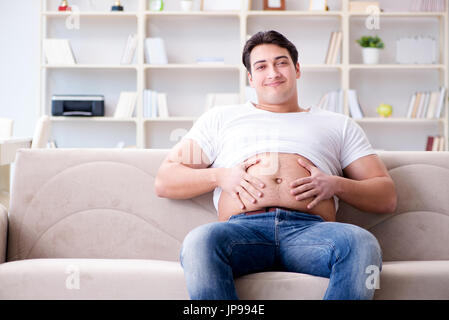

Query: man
[154,30,397,300]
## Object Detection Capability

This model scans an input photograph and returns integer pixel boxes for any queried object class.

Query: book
[438,135,445,151]
[114,92,137,118]
[432,135,440,151]
[435,87,447,118]
[43,39,76,65]
[406,93,416,118]
[157,93,169,118]
[347,89,364,119]
[120,34,138,65]
[426,91,438,119]
[330,31,342,64]
[145,37,168,65]
[425,136,434,151]
[324,32,336,64]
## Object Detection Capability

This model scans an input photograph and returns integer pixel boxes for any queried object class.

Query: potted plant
[356,36,384,64]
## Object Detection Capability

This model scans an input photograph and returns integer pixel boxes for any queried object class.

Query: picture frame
[201,0,251,11]
[309,0,327,11]
[263,0,285,10]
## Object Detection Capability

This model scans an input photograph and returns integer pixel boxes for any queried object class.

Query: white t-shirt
[182,101,375,214]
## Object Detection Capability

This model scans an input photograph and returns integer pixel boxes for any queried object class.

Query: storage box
[349,1,380,12]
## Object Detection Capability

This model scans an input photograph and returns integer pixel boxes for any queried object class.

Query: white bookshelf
[39,0,449,151]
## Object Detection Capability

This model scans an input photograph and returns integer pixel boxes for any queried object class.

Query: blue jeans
[180,208,382,300]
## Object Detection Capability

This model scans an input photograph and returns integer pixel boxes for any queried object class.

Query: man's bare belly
[218,152,336,222]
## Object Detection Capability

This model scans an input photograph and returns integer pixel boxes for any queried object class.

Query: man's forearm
[333,176,397,214]
[155,162,222,199]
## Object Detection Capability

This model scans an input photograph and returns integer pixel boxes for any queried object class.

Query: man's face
[248,44,300,105]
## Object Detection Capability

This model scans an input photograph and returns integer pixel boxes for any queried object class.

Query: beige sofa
[0,148,449,299]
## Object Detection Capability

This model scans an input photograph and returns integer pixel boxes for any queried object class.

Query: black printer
[51,95,104,116]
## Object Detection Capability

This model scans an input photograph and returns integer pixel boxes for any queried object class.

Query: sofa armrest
[0,204,7,263]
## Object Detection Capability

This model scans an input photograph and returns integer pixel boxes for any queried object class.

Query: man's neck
[252,101,309,113]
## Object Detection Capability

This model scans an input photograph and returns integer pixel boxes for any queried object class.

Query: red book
[426,136,434,151]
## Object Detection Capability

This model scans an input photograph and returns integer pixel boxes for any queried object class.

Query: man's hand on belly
[290,158,338,210]
[217,158,266,210]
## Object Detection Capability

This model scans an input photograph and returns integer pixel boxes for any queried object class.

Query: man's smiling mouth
[265,81,285,87]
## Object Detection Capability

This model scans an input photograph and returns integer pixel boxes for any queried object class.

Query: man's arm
[155,139,265,207]
[154,138,221,199]
[334,154,397,213]
[291,154,397,214]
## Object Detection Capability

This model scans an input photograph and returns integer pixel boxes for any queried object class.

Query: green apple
[376,103,393,117]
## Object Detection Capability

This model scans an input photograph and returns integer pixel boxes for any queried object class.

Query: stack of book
[317,89,345,114]
[406,87,446,119]
[145,38,168,64]
[324,31,342,65]
[143,90,169,118]
[114,92,137,118]
[425,135,445,151]
[410,0,446,11]
[120,34,138,65]
[43,39,76,65]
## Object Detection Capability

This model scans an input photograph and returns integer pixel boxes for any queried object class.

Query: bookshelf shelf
[49,117,138,123]
[143,117,197,122]
[43,64,138,69]
[246,11,343,17]
[143,64,240,70]
[348,12,446,17]
[355,117,444,124]
[348,64,446,70]
[39,0,449,151]
[145,11,240,17]
[42,11,139,17]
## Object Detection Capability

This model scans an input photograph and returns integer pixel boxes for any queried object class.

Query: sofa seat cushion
[374,260,449,300]
[0,258,330,300]
[1,258,449,300]
[0,258,189,299]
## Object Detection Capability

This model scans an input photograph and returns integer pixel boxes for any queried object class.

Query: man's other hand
[218,158,266,210]
[290,158,337,210]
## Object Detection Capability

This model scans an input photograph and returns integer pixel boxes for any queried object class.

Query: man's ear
[247,71,255,88]
[295,62,300,79]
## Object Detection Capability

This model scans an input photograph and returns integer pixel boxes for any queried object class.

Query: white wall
[0,0,40,138]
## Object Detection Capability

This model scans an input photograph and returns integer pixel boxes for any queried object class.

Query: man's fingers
[290,177,312,188]
[295,189,318,201]
[239,181,259,204]
[291,182,314,196]
[234,186,255,207]
[243,158,261,169]
[243,173,265,189]
[307,196,322,210]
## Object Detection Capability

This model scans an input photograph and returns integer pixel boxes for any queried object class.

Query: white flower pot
[180,0,193,11]
[362,48,380,64]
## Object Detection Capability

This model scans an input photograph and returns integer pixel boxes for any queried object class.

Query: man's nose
[267,66,281,79]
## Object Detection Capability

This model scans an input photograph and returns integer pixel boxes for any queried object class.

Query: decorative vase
[362,48,380,64]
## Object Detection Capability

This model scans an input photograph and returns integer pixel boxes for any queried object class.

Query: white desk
[0,137,32,208]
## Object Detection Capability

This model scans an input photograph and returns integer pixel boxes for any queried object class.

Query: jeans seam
[227,242,275,257]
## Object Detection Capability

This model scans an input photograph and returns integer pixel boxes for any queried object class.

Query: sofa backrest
[7,149,449,262]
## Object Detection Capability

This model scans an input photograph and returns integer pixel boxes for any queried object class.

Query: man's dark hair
[242,30,299,74]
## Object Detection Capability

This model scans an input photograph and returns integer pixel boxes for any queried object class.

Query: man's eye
[257,66,265,70]
[278,61,287,65]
